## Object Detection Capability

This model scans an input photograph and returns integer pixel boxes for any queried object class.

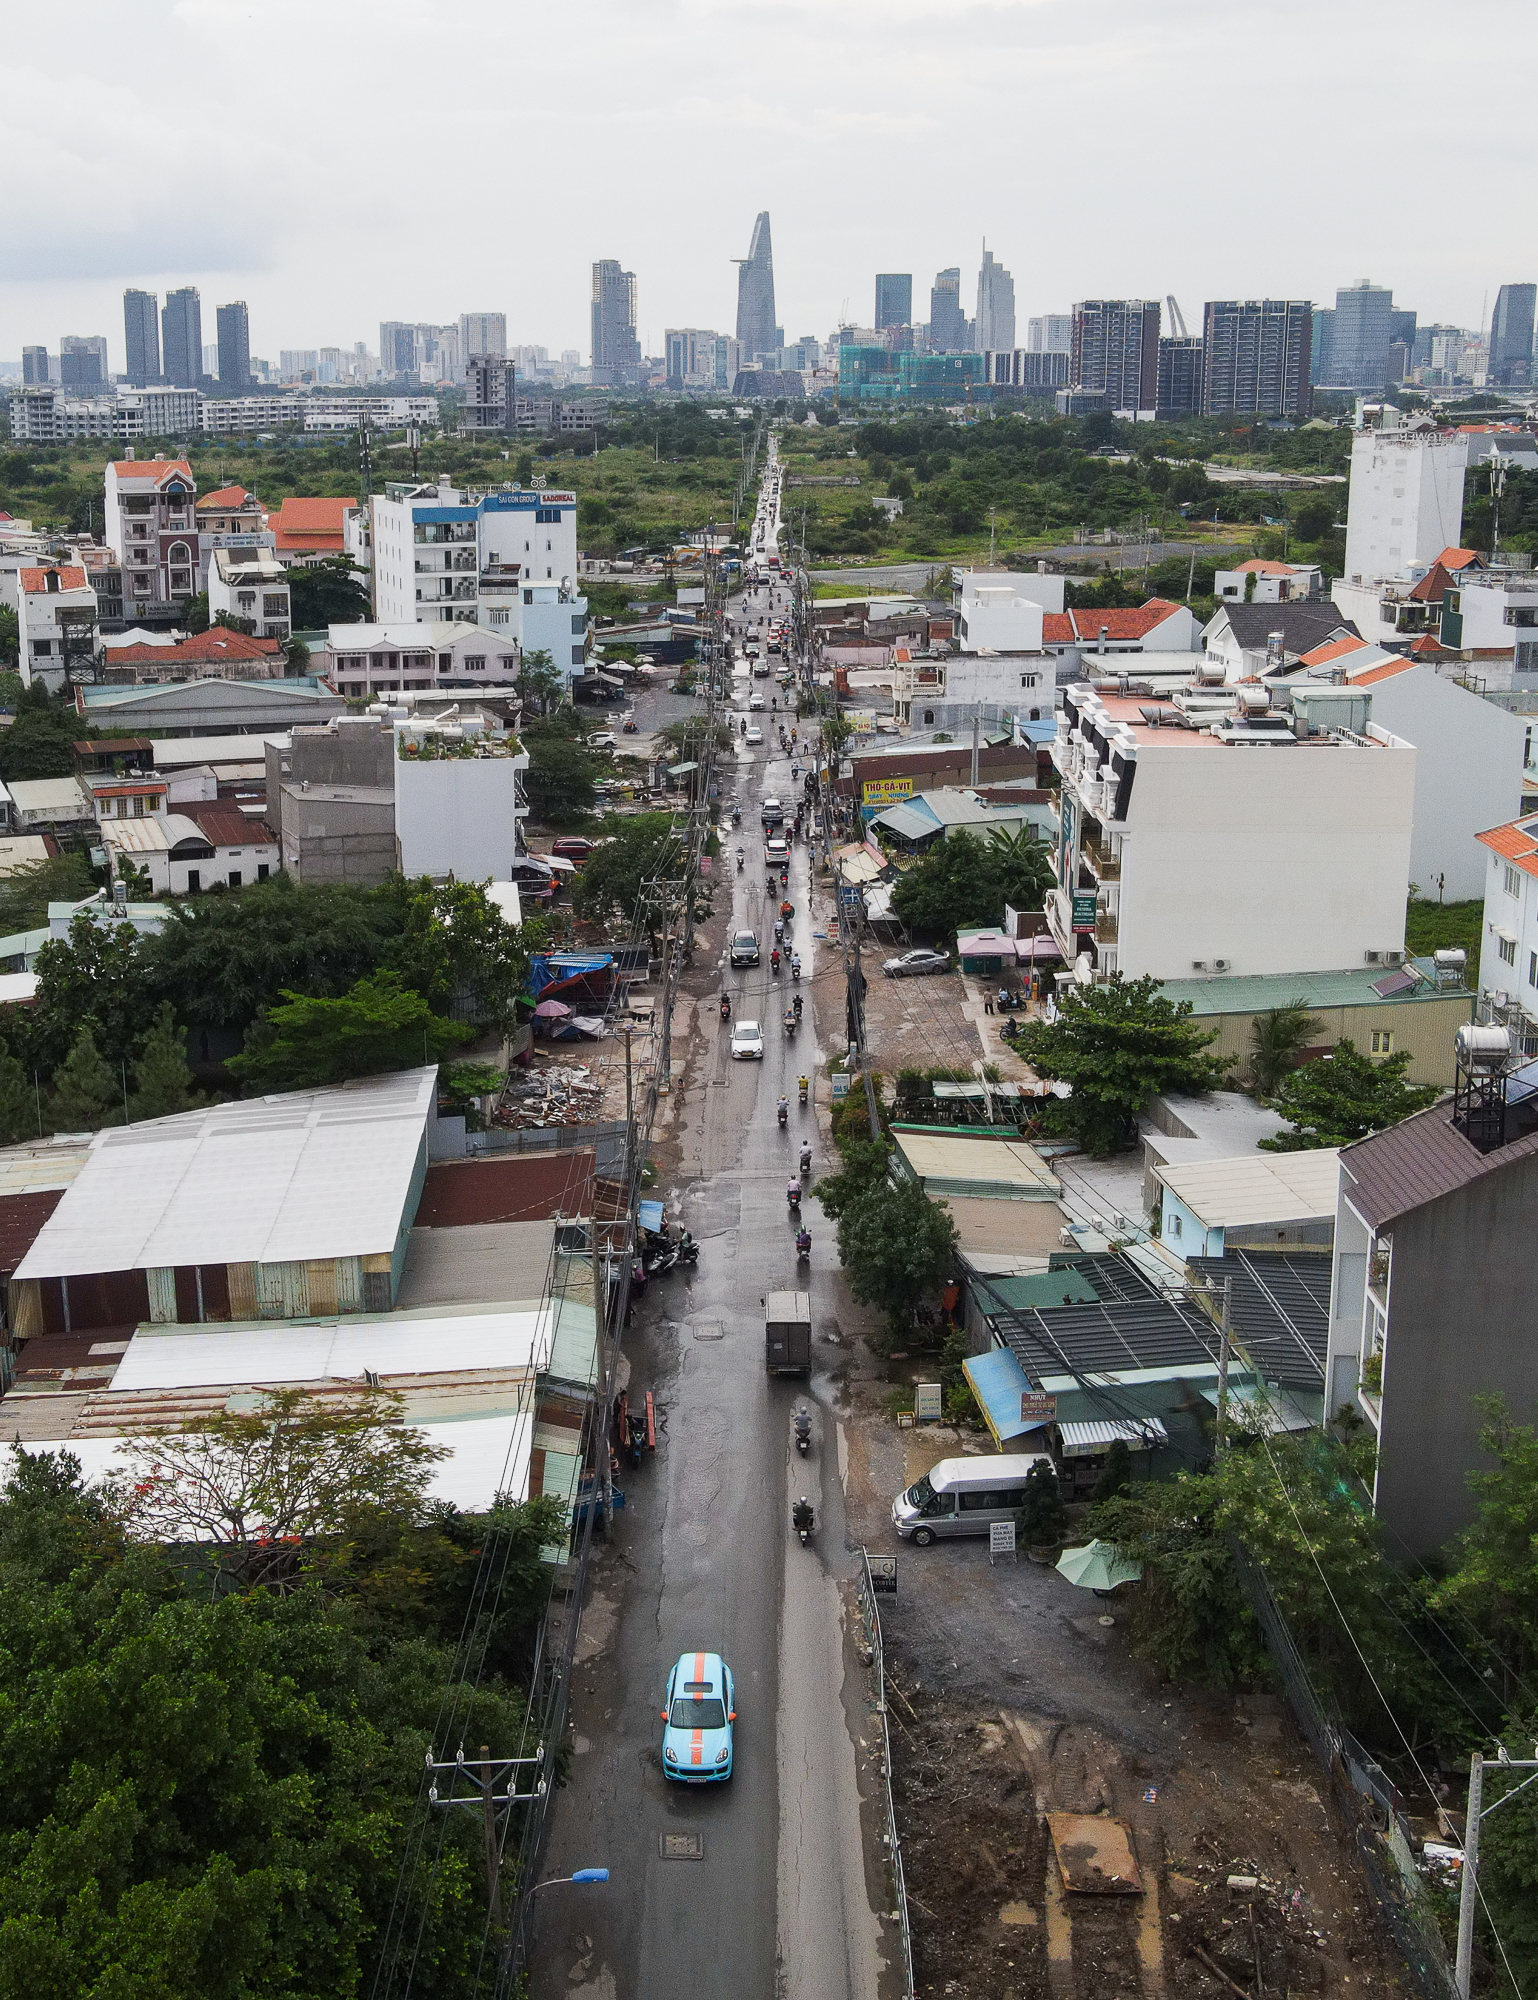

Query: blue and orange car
[660,1651,736,1783]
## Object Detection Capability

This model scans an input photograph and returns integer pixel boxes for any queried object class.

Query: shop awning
[1058,1417,1169,1458]
[962,1346,1056,1449]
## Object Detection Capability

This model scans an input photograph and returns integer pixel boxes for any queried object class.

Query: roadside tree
[890,827,1052,940]
[229,972,470,1093]
[1016,973,1230,1154]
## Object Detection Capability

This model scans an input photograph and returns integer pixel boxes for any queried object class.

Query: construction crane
[1165,296,1190,339]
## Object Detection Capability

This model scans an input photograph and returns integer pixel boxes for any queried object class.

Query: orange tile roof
[1297,634,1369,668]
[269,496,356,551]
[1477,818,1538,878]
[1433,547,1482,571]
[1042,599,1184,644]
[197,486,255,510]
[108,630,282,666]
[107,458,194,483]
[18,567,88,594]
[1406,560,1453,604]
[1229,559,1299,576]
[1348,657,1416,686]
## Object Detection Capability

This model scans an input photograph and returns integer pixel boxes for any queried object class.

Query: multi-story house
[207,548,291,642]
[1339,423,1469,584]
[194,485,271,585]
[7,565,101,691]
[1048,677,1415,981]
[369,478,584,672]
[103,456,199,624]
[1473,813,1538,1050]
[1214,559,1323,605]
[1326,1031,1538,1555]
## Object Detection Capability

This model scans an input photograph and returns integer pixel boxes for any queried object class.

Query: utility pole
[481,1743,503,1928]
[1456,1747,1538,1997]
[971,707,981,788]
[1214,1274,1233,1457]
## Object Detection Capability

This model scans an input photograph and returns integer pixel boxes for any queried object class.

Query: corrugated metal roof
[870,800,941,841]
[1155,1150,1340,1229]
[1340,1102,1538,1230]
[8,1413,534,1517]
[1059,1417,1169,1454]
[15,1068,437,1280]
[1156,958,1461,1015]
[894,1131,1061,1201]
[1186,1251,1329,1383]
[417,1154,595,1228]
[109,1304,553,1394]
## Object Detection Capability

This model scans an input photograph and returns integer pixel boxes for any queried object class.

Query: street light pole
[1455,1747,1538,1998]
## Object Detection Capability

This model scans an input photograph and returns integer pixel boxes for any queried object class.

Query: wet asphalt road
[529,488,887,2000]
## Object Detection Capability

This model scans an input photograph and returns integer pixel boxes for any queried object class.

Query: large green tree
[569,813,676,932]
[229,971,470,1094]
[0,683,89,783]
[0,853,95,940]
[49,1023,122,1131]
[522,718,599,826]
[1260,1038,1440,1150]
[515,647,565,718]
[889,827,1052,940]
[0,1439,553,1996]
[144,877,397,1040]
[127,1002,202,1122]
[1247,999,1320,1097]
[284,555,372,628]
[1016,973,1231,1154]
[27,910,149,1077]
[815,1159,957,1342]
[380,878,545,1033]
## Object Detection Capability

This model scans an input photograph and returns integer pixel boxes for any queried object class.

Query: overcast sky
[5,0,1536,368]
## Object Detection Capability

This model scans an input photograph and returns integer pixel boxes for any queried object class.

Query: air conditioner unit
[1364,949,1382,964]
[1191,960,1207,971]
[1212,958,1231,972]
[1384,949,1404,966]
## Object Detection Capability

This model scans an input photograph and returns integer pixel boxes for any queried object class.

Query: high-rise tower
[735,212,779,360]
[124,290,160,385]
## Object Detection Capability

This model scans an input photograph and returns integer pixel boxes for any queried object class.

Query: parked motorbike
[676,1230,700,1267]
[794,1406,812,1454]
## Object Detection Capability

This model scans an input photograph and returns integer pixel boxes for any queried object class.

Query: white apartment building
[1049,679,1416,982]
[1341,425,1468,583]
[955,584,1044,653]
[894,649,1055,731]
[370,478,583,659]
[1475,815,1538,1051]
[104,457,200,621]
[208,547,291,642]
[393,713,528,881]
[10,386,204,442]
[953,566,1066,619]
[1027,315,1073,353]
[1439,569,1538,688]
[5,565,101,691]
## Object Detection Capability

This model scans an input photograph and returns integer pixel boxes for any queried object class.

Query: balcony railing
[1083,838,1120,880]
[1094,909,1118,943]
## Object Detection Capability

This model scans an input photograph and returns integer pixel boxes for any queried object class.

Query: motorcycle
[790,955,801,983]
[793,994,803,1021]
[792,1499,815,1547]
[776,1097,789,1129]
[736,849,744,872]
[732,806,741,826]
[770,948,781,973]
[799,1141,812,1174]
[796,1228,811,1263]
[720,994,731,1022]
[793,1405,812,1453]
[786,1178,802,1208]
[783,1008,797,1038]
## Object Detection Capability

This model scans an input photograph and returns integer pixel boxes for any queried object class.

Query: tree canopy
[1260,1038,1440,1150]
[813,1143,957,1342]
[1016,973,1231,1154]
[284,555,372,628]
[228,972,471,1093]
[889,827,1052,940]
[521,713,599,826]
[569,813,677,933]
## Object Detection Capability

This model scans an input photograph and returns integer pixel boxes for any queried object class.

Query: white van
[892,1453,1057,1545]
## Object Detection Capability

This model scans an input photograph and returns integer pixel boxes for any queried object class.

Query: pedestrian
[984,994,994,1015]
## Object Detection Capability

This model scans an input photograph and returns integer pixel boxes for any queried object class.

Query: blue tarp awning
[962,1345,1055,1448]
[529,952,613,997]
[870,800,942,842]
[637,1199,667,1235]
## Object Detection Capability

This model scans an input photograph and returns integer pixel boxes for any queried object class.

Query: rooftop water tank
[1456,1023,1511,1070]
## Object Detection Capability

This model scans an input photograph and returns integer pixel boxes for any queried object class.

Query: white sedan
[746,726,763,745]
[731,1019,765,1060]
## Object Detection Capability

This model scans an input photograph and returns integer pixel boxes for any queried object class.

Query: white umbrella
[1055,1540,1142,1592]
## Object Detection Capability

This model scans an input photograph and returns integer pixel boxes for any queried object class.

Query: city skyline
[2,0,1534,364]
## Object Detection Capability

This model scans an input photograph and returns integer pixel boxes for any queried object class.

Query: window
[1516,640,1538,677]
[1370,1030,1394,1055]
[228,871,241,888]
[1168,1211,1182,1238]
[237,591,256,610]
[534,507,561,525]
[1020,673,1038,688]
[133,795,146,817]
[31,639,52,657]
[262,594,285,617]
[1529,951,1537,988]
[257,863,270,882]
[1506,865,1522,897]
[1500,935,1518,967]
[464,654,485,670]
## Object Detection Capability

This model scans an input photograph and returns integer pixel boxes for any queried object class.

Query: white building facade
[1342,426,1468,583]
[1474,815,1538,1052]
[1049,680,1416,982]
[324,622,521,699]
[393,715,529,880]
[104,457,200,622]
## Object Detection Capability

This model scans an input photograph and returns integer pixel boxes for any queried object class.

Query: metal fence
[853,1546,916,2000]
[1228,1538,1459,2000]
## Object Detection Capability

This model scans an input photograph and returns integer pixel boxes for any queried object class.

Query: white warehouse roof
[16,1067,438,1280]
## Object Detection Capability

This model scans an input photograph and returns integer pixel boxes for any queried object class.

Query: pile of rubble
[496,1062,608,1130]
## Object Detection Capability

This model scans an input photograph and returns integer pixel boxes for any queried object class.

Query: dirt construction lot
[839,1361,1409,2000]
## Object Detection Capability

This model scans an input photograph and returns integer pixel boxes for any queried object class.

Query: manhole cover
[693,1321,724,1341]
[658,1829,704,1859]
